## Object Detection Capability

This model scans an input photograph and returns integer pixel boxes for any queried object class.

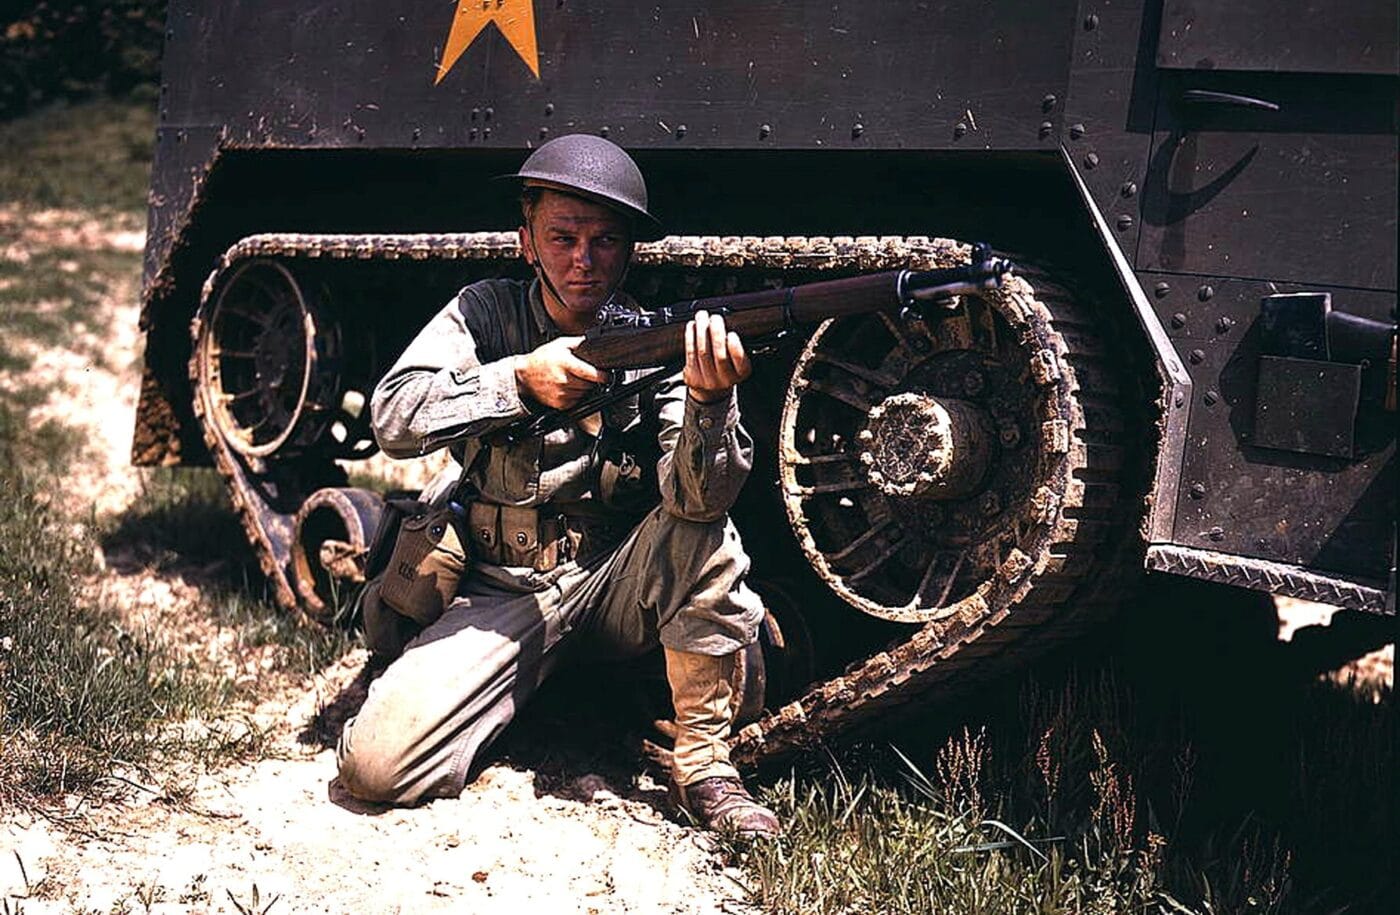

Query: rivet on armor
[1189,482,1206,499]
[1189,348,1205,365]
[1154,281,1171,298]
[1170,312,1187,328]
[539,126,550,139]
[599,125,610,138]
[1209,526,1225,542]
[998,420,1020,448]
[483,127,492,139]
[469,127,478,140]
[675,124,687,139]
[759,123,772,139]
[1069,122,1086,139]
[484,106,494,120]
[1041,94,1057,112]
[1197,284,1214,301]
[544,102,554,116]
[1174,392,1186,408]
[1203,390,1219,406]
[480,529,492,543]
[1084,13,1099,30]
[1120,180,1138,198]
[470,107,480,121]
[1039,121,1054,138]
[851,123,864,139]
[412,127,421,141]
[515,531,528,546]
[1084,152,1100,169]
[1216,316,1235,333]
[954,122,968,139]
[1116,214,1134,230]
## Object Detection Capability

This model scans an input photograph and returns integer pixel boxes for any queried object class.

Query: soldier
[335,134,781,837]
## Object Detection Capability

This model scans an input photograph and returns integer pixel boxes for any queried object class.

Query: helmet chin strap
[527,226,631,329]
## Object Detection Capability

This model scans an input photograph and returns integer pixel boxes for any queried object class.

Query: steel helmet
[510,134,664,241]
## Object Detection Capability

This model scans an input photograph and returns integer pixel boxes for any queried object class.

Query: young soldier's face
[520,190,632,331]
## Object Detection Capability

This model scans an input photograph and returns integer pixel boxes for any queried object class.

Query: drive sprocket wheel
[735,264,1125,764]
[780,268,1115,624]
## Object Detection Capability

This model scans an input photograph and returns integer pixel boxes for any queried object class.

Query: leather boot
[664,647,780,837]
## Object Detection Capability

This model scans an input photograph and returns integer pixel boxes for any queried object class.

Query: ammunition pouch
[358,496,470,661]
[467,502,580,571]
[377,502,470,626]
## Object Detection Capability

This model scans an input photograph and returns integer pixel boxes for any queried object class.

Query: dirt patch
[0,211,747,914]
[3,652,741,914]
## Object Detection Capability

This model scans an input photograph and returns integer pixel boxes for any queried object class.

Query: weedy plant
[226,883,281,915]
[724,659,1390,915]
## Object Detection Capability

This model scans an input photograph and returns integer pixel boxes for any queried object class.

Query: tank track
[190,232,1128,767]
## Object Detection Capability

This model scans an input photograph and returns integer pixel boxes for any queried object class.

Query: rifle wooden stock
[575,270,906,370]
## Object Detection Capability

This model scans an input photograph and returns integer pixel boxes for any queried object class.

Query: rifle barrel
[576,252,1010,370]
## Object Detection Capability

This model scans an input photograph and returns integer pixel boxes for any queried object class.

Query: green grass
[101,467,361,687]
[0,446,210,801]
[0,97,359,809]
[0,98,154,211]
[0,246,141,375]
[724,662,1392,915]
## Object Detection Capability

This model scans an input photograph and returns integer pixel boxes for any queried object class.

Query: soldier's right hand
[513,336,609,410]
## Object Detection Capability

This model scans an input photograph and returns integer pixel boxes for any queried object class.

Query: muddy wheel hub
[859,393,991,499]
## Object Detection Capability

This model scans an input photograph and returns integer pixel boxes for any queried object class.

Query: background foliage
[1,1,166,118]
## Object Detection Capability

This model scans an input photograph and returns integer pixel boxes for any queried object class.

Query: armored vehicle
[135,0,1396,764]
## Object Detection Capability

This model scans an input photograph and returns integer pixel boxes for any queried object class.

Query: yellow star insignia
[436,0,541,84]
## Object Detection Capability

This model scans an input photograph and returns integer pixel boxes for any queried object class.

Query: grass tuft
[0,454,209,803]
[725,661,1391,914]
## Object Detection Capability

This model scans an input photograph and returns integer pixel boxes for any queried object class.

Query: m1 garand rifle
[502,243,1013,442]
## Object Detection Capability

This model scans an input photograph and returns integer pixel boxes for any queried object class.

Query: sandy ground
[0,207,1390,914]
[0,209,746,915]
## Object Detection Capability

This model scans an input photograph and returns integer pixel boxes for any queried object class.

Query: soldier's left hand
[684,310,752,403]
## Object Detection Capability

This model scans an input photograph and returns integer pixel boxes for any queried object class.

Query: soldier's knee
[649,512,752,591]
[336,719,415,804]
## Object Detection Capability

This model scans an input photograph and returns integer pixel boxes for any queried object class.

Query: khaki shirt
[371,278,753,524]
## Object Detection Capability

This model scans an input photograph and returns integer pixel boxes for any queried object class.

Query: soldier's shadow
[301,651,678,817]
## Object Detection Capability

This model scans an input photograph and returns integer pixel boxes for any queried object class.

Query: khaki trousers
[336,506,765,805]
